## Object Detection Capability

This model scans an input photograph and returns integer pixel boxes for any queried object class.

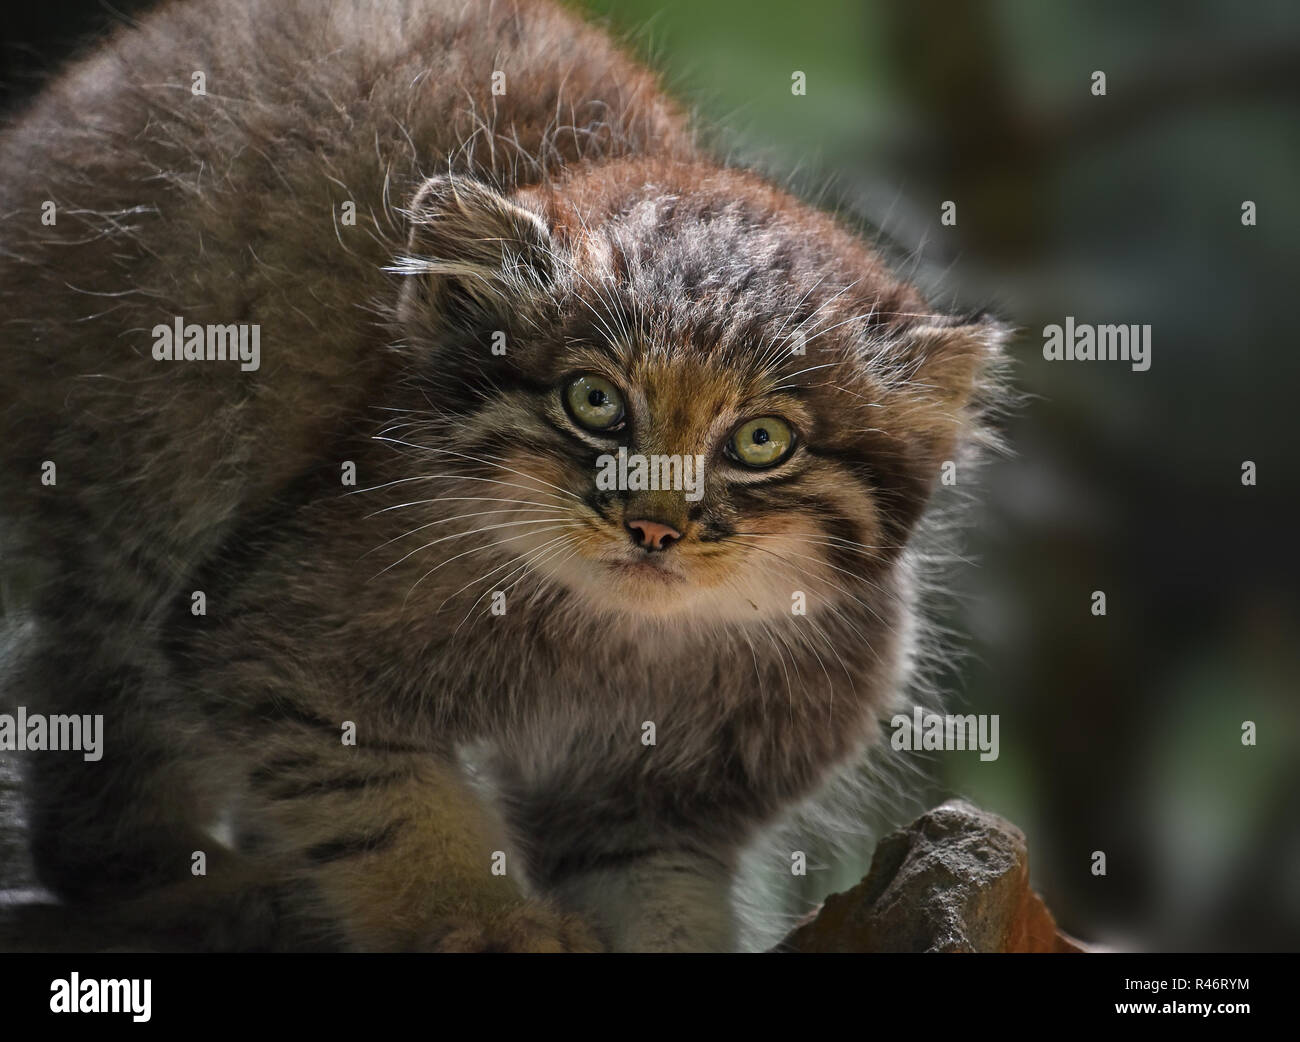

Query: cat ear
[869,313,1009,537]
[394,174,554,330]
[897,312,1008,458]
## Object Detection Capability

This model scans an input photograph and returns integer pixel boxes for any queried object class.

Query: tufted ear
[867,313,1010,539]
[393,174,554,330]
[895,313,1009,464]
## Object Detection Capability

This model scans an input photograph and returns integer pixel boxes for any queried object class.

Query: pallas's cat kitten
[0,0,1005,951]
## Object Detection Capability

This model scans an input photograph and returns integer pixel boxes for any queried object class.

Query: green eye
[564,374,625,431]
[729,416,795,468]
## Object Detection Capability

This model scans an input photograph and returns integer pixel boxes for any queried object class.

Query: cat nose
[625,518,681,552]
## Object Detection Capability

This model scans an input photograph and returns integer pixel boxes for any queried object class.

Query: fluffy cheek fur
[490,443,890,624]
[721,464,892,622]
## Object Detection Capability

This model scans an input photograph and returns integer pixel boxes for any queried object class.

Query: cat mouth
[607,557,686,585]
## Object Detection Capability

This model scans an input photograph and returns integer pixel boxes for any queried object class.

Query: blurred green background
[574,0,1300,951]
[3,0,1298,951]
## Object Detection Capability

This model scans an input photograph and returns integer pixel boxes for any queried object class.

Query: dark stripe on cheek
[306,823,402,865]
[805,445,884,489]
[730,484,820,515]
[804,441,935,545]
[245,700,341,735]
[822,513,873,576]
[823,513,863,549]
[583,489,617,520]
[263,772,408,802]
[248,755,323,789]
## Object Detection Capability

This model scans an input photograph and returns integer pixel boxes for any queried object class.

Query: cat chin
[545,555,802,624]
[546,558,696,617]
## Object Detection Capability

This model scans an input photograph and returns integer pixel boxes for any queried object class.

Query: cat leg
[550,849,737,953]
[15,628,212,905]
[495,766,741,952]
[235,728,601,952]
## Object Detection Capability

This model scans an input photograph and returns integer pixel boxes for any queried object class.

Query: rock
[779,799,1087,952]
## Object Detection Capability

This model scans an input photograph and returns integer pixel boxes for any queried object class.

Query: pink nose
[625,518,681,552]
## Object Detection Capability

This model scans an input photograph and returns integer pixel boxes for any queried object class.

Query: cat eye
[563,373,626,432]
[728,416,795,469]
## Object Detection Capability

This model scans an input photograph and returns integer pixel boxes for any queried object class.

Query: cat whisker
[363,496,571,519]
[828,384,885,405]
[372,437,586,504]
[728,537,894,630]
[769,360,847,390]
[743,611,796,707]
[400,523,586,608]
[458,531,579,631]
[373,517,585,581]
[542,211,639,346]
[756,542,903,613]
[753,279,864,376]
[448,533,575,630]
[728,546,886,674]
[522,541,584,610]
[730,531,908,600]
[360,506,570,558]
[346,473,577,508]
[731,530,903,556]
[758,271,834,364]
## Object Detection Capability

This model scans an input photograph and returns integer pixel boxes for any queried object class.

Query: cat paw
[426,902,603,953]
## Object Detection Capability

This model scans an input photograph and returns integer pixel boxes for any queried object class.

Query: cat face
[392,160,1002,622]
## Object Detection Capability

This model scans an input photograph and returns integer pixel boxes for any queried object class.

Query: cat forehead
[564,225,915,349]
[584,196,816,282]
[548,334,872,424]
[551,268,907,381]
[535,162,927,343]
[557,352,817,436]
[559,234,865,355]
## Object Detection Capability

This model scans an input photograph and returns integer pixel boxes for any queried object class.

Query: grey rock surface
[780,798,1086,952]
